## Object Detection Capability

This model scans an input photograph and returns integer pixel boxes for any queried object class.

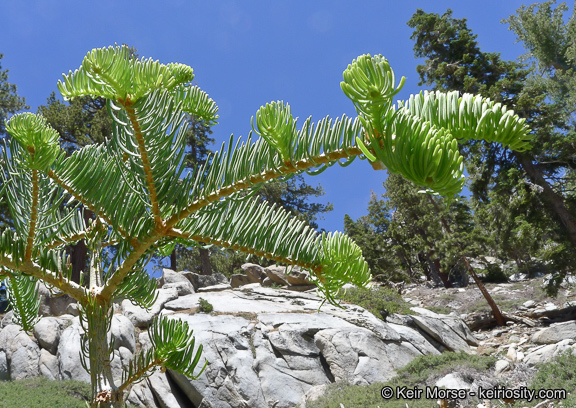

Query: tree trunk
[170,247,177,271]
[433,257,453,288]
[395,243,415,280]
[83,299,123,408]
[424,253,442,286]
[517,152,576,248]
[71,208,94,284]
[426,195,505,326]
[418,252,434,282]
[199,247,211,275]
[460,255,505,326]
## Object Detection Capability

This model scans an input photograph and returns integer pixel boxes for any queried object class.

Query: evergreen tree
[346,175,484,286]
[0,54,28,139]
[0,53,29,229]
[38,93,112,152]
[0,45,530,404]
[0,46,374,406]
[408,5,576,276]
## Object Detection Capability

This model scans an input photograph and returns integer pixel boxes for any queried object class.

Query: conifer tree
[0,53,28,229]
[408,4,576,273]
[0,46,529,406]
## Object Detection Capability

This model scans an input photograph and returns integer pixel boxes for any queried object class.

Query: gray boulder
[0,324,40,380]
[0,350,8,380]
[39,348,60,380]
[241,263,266,283]
[33,317,65,354]
[387,322,442,356]
[230,274,253,288]
[111,346,134,384]
[524,339,576,366]
[315,327,421,386]
[111,314,136,353]
[284,267,313,286]
[411,315,472,352]
[181,272,228,291]
[494,359,512,375]
[531,321,576,345]
[168,314,267,408]
[38,283,77,317]
[121,287,179,328]
[263,265,290,286]
[127,381,158,408]
[299,384,329,408]
[436,372,474,389]
[148,371,191,408]
[163,282,194,296]
[138,331,153,353]
[160,269,195,296]
[1,310,13,328]
[58,319,90,382]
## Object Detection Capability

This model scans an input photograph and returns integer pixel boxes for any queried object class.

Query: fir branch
[47,169,135,245]
[24,168,40,261]
[0,255,88,301]
[166,146,364,229]
[123,101,163,229]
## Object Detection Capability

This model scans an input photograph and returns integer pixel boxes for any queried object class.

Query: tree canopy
[0,54,28,139]
[406,3,576,279]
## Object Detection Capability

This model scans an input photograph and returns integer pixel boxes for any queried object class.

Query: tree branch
[25,168,40,261]
[123,100,163,230]
[167,228,322,277]
[165,147,363,230]
[0,255,88,301]
[47,169,134,243]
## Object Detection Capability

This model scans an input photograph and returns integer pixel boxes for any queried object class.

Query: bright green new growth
[0,46,530,407]
[341,54,532,197]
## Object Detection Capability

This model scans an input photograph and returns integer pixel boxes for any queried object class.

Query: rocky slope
[0,265,574,408]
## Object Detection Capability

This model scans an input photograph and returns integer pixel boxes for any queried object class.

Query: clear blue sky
[0,0,529,234]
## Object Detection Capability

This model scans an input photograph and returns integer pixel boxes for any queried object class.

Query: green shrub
[198,297,214,313]
[519,350,576,407]
[307,381,418,408]
[395,351,496,382]
[340,286,414,319]
[482,263,508,283]
[308,352,498,408]
[426,305,452,315]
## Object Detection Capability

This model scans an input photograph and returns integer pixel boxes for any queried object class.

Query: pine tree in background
[407,4,576,282]
[0,54,28,138]
[0,53,29,229]
[345,174,486,287]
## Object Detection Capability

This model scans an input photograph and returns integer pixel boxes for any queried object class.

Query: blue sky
[0,0,530,235]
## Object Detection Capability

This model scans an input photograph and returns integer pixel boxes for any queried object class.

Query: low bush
[198,297,214,313]
[340,286,414,319]
[511,350,576,407]
[307,352,498,408]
